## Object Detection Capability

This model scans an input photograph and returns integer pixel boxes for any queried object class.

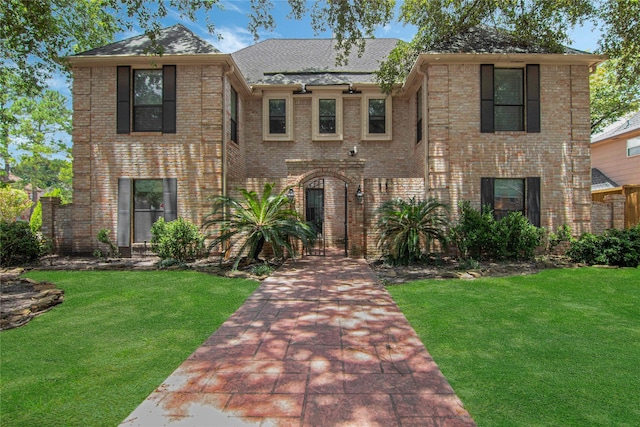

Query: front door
[305,179,325,256]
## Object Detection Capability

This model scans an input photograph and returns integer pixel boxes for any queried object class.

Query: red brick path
[121,253,476,426]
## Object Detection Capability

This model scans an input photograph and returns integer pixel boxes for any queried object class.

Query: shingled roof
[427,24,586,55]
[592,111,640,143]
[232,38,399,85]
[76,24,220,56]
[592,168,619,191]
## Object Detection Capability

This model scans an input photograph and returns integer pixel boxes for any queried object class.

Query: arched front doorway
[304,177,349,256]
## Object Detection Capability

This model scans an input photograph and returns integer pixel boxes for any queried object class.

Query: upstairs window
[230,86,238,144]
[263,92,293,141]
[481,64,540,133]
[117,65,176,134]
[312,94,343,141]
[362,94,392,140]
[628,136,640,157]
[416,87,423,143]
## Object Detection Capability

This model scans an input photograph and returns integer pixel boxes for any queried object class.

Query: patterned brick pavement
[121,253,475,426]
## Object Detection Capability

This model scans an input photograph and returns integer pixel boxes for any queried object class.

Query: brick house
[66,24,605,257]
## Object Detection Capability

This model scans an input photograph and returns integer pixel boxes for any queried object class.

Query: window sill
[130,132,164,136]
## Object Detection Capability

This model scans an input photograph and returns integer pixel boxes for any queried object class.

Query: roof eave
[68,53,232,66]
[417,52,607,69]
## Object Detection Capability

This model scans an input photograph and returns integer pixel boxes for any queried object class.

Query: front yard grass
[388,267,640,426]
[0,270,259,427]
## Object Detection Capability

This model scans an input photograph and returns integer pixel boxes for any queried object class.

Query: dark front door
[305,180,325,256]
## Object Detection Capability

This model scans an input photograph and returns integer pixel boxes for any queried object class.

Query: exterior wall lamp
[286,188,295,204]
[355,185,364,204]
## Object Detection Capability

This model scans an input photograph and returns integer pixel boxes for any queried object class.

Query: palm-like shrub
[202,183,316,269]
[376,197,449,265]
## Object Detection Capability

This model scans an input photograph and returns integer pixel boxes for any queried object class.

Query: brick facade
[60,33,604,258]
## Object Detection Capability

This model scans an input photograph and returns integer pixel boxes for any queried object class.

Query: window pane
[369,99,386,134]
[494,69,523,105]
[134,179,164,243]
[134,70,163,105]
[494,179,524,219]
[134,106,163,131]
[269,99,286,134]
[495,106,524,131]
[319,99,336,134]
[230,88,237,119]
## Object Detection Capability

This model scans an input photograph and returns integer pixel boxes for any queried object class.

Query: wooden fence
[592,185,640,229]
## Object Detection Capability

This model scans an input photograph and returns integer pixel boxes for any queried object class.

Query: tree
[202,183,316,269]
[376,197,449,265]
[376,0,640,129]
[7,90,72,207]
[590,58,640,133]
[0,186,32,222]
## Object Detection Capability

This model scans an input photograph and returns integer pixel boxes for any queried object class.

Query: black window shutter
[526,65,540,133]
[526,177,541,227]
[163,178,177,222]
[163,65,176,133]
[117,178,131,248]
[480,177,495,211]
[117,66,131,134]
[480,65,494,133]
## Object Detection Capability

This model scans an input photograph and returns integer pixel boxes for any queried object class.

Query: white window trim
[627,136,640,157]
[312,92,343,141]
[263,92,293,141]
[362,93,392,141]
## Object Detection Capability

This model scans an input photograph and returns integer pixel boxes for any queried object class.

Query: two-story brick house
[67,24,604,257]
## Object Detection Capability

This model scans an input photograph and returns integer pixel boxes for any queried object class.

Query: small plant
[0,220,44,266]
[250,263,274,276]
[548,224,573,253]
[94,228,120,259]
[151,217,206,263]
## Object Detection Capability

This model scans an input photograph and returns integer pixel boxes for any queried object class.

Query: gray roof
[428,25,586,55]
[591,168,619,191]
[592,111,640,143]
[232,38,399,85]
[76,24,220,56]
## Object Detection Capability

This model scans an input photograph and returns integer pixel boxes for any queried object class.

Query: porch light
[355,185,364,204]
[287,188,295,204]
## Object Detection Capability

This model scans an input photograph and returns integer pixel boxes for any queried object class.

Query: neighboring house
[67,24,605,257]
[591,111,640,189]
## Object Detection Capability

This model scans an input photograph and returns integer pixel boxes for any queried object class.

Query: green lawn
[0,270,259,427]
[388,267,640,427]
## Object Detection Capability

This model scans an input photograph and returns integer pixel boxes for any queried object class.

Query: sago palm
[376,197,449,265]
[202,183,316,269]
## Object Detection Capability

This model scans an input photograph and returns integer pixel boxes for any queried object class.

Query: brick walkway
[120,253,476,426]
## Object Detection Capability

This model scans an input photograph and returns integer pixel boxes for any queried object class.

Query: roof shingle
[592,111,640,143]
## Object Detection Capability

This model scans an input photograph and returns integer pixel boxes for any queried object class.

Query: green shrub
[250,262,274,276]
[0,187,32,222]
[150,217,206,263]
[449,201,544,261]
[94,228,120,259]
[0,220,43,267]
[376,197,449,265]
[567,225,640,267]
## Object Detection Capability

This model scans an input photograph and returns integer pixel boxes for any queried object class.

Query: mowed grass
[0,270,259,427]
[388,267,640,427]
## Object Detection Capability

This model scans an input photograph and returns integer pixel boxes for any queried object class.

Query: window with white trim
[312,93,342,141]
[263,93,293,141]
[362,94,392,140]
[627,136,640,157]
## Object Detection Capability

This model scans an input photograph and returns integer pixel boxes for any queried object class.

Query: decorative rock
[0,273,65,331]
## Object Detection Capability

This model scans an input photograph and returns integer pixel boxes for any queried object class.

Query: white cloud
[214,26,253,53]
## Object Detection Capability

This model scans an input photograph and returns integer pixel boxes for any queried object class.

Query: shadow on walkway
[121,253,476,426]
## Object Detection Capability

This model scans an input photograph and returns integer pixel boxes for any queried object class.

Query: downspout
[222,65,234,199]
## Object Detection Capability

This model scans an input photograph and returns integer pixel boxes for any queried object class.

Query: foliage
[29,200,41,232]
[12,158,73,203]
[93,228,120,260]
[566,225,640,267]
[150,217,206,263]
[2,270,259,426]
[388,268,640,426]
[376,197,449,265]
[375,0,640,128]
[0,220,43,266]
[547,224,573,253]
[250,262,274,276]
[202,183,316,270]
[590,59,640,133]
[0,187,32,222]
[449,201,544,261]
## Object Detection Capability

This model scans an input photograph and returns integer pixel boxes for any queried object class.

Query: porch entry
[304,177,348,257]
